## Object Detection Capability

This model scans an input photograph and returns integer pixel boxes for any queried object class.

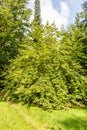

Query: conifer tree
[34,0,41,25]
[31,0,42,43]
[74,1,87,75]
[81,0,87,28]
[75,1,87,29]
[0,0,31,90]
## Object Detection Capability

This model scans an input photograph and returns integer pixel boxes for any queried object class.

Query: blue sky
[29,0,84,28]
[51,0,83,23]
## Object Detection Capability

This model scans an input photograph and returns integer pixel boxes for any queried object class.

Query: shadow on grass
[56,114,87,130]
[48,108,87,130]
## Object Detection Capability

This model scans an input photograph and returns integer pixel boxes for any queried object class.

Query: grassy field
[0,102,87,130]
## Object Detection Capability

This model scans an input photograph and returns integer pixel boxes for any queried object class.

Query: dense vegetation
[0,0,87,110]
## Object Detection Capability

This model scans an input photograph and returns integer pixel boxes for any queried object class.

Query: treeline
[0,0,87,110]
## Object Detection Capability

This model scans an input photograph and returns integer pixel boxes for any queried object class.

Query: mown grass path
[12,104,46,130]
[0,102,87,130]
[0,102,47,130]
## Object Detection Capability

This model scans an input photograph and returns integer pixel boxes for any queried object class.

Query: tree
[60,27,87,105]
[75,1,87,75]
[0,0,31,90]
[30,0,42,44]
[34,0,41,25]
[75,1,87,29]
[80,0,87,28]
[1,1,87,109]
[2,23,87,109]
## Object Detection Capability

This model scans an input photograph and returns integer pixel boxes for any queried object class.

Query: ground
[0,102,87,130]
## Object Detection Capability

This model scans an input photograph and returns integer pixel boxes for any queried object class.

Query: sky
[29,0,84,28]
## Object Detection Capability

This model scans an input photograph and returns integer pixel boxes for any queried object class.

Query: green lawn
[0,102,87,130]
[0,102,35,130]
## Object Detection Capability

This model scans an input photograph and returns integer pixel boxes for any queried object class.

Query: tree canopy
[0,0,87,110]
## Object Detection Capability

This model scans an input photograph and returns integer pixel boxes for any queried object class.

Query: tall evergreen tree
[34,0,41,25]
[0,0,31,90]
[75,1,87,29]
[31,0,42,43]
[2,22,87,109]
[74,1,87,75]
[81,0,87,28]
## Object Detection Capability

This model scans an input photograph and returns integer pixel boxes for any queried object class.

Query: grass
[0,102,87,130]
[26,106,87,130]
[0,102,35,130]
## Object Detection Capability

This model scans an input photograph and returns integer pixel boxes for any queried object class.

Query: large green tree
[75,1,87,75]
[31,0,42,44]
[81,1,87,28]
[0,0,31,90]
[2,23,87,109]
[34,0,41,25]
[1,0,87,109]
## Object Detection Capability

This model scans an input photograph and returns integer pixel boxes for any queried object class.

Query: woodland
[0,0,87,110]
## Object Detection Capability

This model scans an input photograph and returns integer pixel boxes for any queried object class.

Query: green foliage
[0,0,31,89]
[34,0,41,25]
[2,23,87,110]
[81,1,87,28]
[1,1,87,110]
[0,0,31,60]
[75,1,87,75]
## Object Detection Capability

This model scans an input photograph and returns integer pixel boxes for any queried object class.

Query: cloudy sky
[29,0,83,28]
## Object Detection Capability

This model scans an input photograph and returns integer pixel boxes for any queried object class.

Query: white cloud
[70,0,77,4]
[60,2,70,19]
[29,0,70,28]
